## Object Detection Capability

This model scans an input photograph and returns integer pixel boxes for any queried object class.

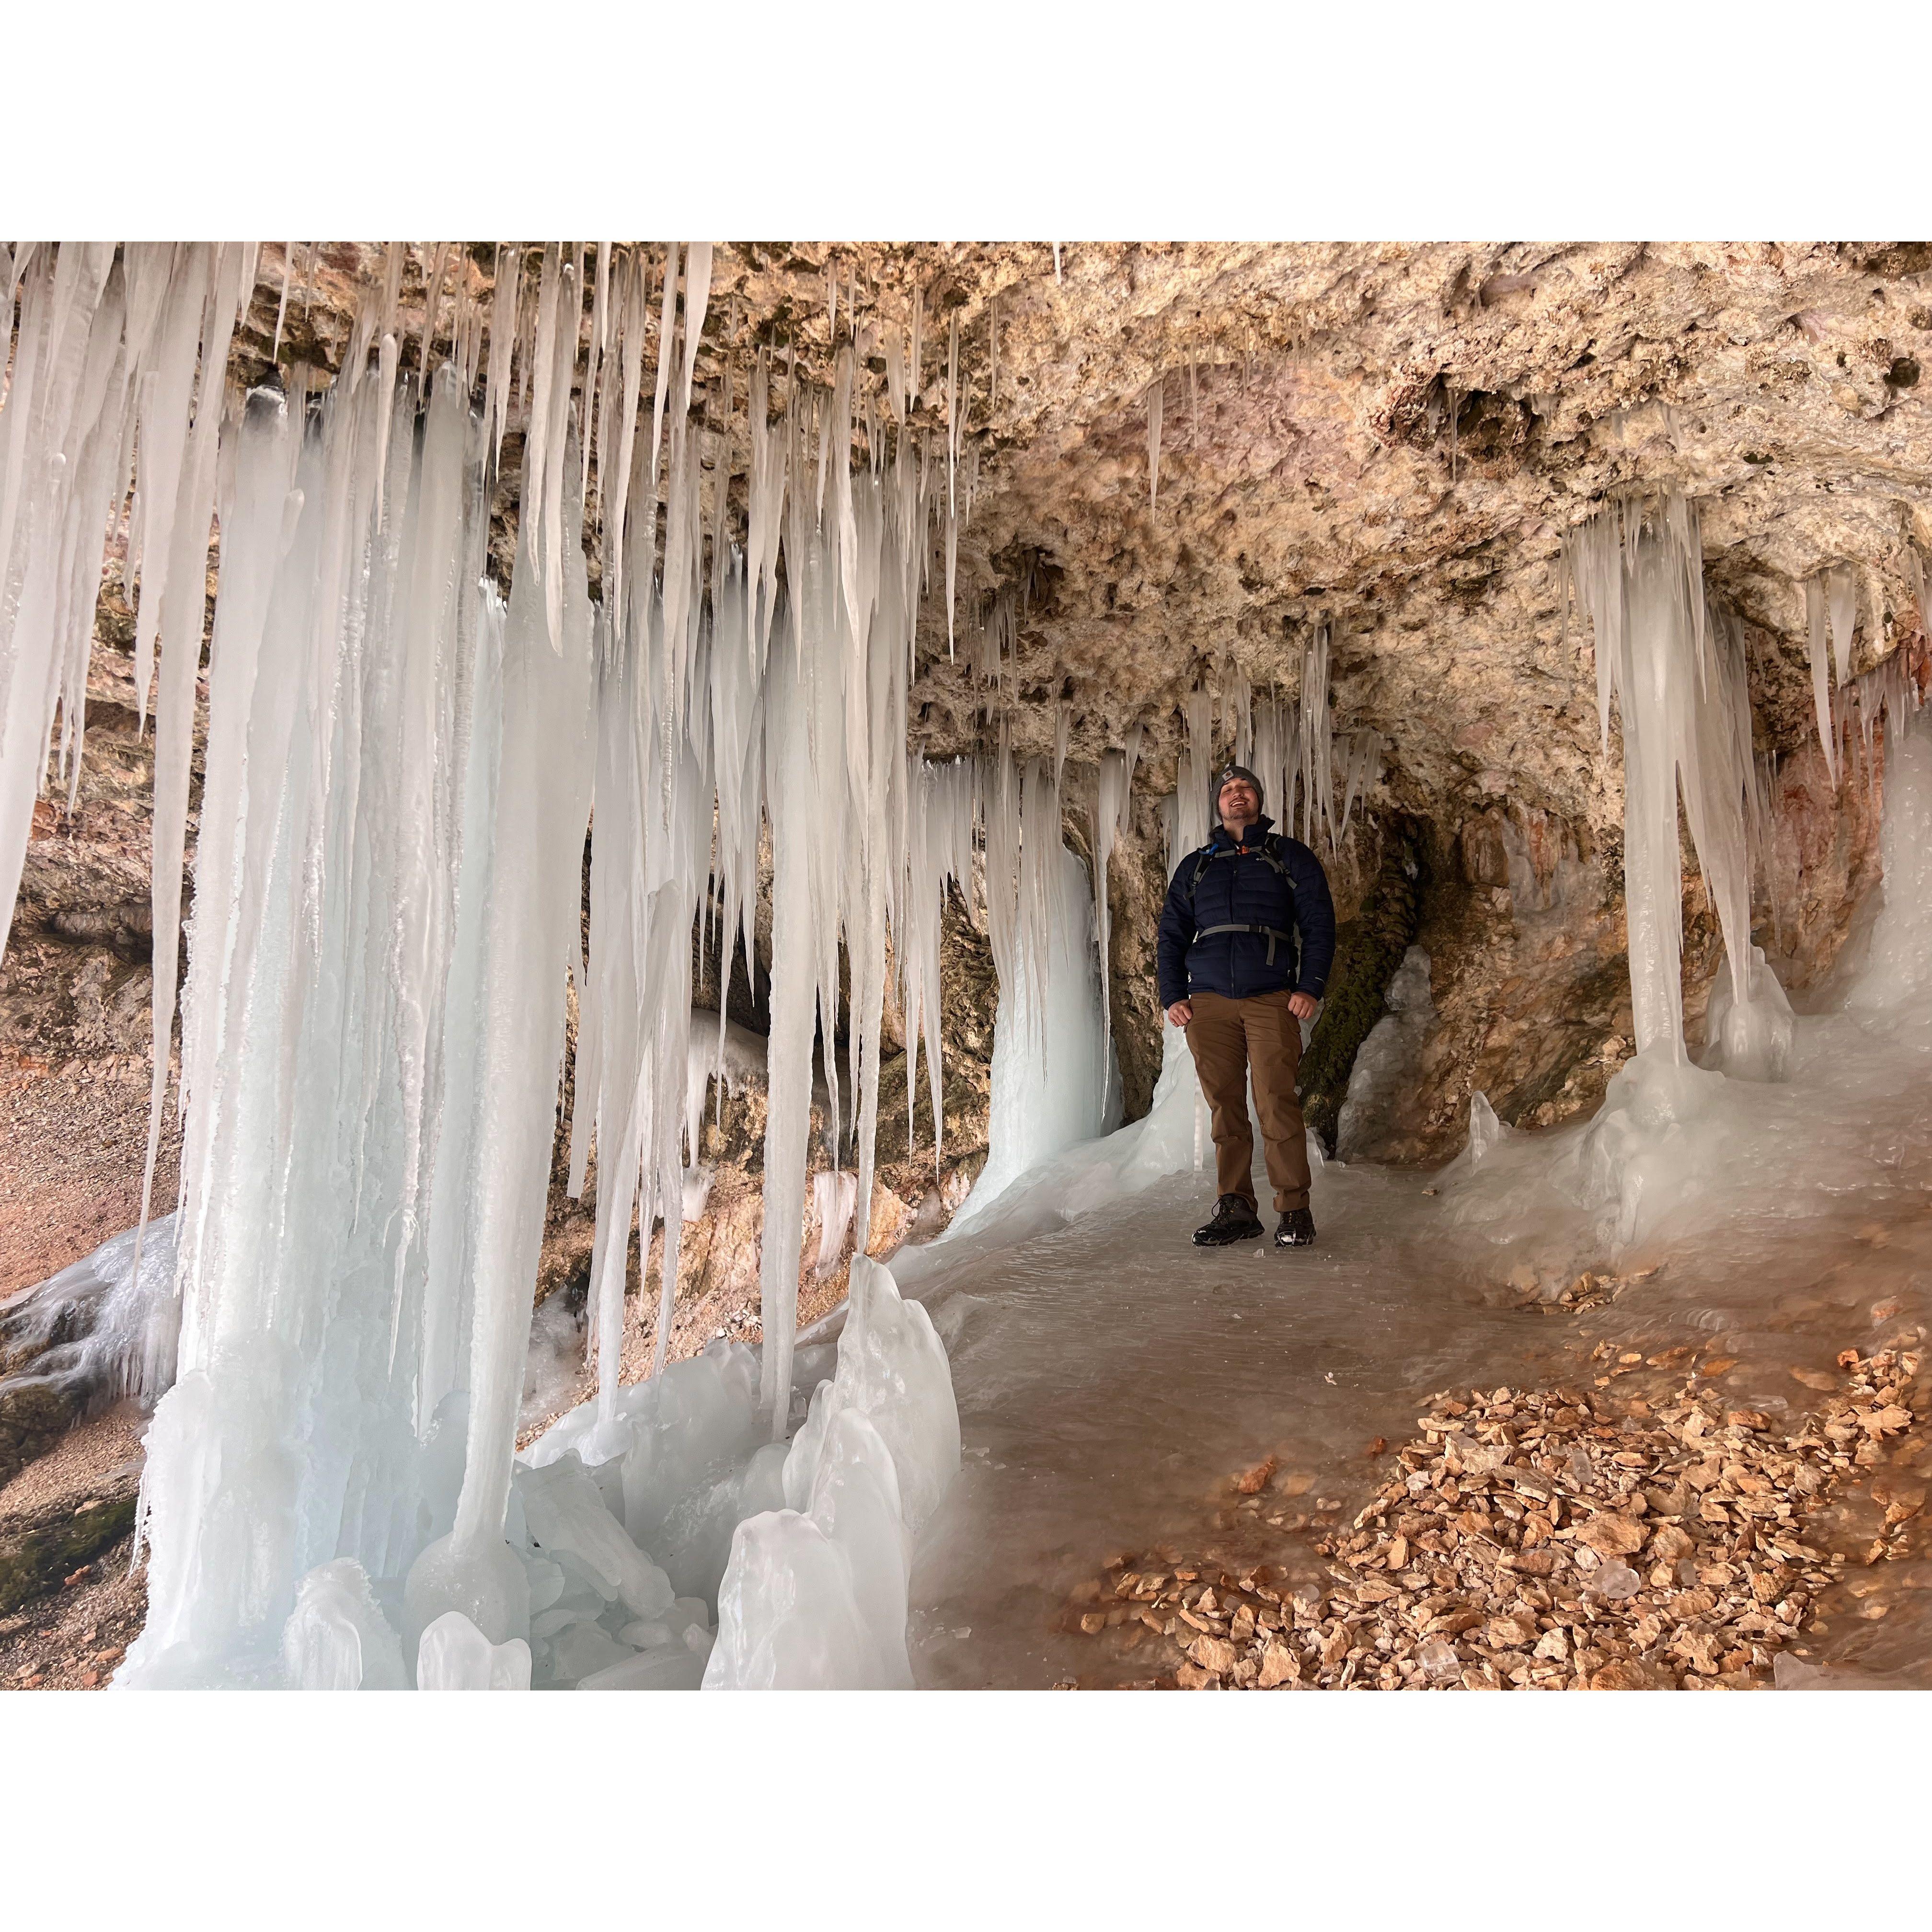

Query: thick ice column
[1570,494,1784,1069]
[436,486,597,1571]
[955,759,1113,1227]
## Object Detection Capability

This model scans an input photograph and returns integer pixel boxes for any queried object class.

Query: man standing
[1156,765,1337,1249]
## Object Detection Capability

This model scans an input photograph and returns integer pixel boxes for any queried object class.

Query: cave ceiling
[249,241,1932,847]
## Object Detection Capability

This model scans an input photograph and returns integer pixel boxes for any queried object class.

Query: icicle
[0,244,129,956]
[960,748,1110,1221]
[485,245,519,472]
[604,251,646,618]
[1176,687,1214,859]
[1093,747,1133,1102]
[1827,564,1858,688]
[1806,575,1840,788]
[884,324,907,424]
[648,242,680,512]
[582,241,611,509]
[909,286,924,415]
[1335,730,1383,846]
[272,244,291,364]
[1571,494,1788,1075]
[417,241,449,383]
[678,243,713,420]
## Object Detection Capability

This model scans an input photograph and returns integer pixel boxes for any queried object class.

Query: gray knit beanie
[1212,763,1265,825]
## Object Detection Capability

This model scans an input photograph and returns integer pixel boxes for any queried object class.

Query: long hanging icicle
[1826,564,1858,689]
[1569,494,1787,1075]
[1092,732,1139,1104]
[1806,575,1840,788]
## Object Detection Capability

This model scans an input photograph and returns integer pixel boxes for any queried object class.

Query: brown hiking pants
[1184,989,1311,1213]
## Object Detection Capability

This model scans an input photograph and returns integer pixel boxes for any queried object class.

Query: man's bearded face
[1219,777,1258,823]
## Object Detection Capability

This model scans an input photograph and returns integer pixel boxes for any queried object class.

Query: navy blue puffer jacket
[1155,815,1337,1008]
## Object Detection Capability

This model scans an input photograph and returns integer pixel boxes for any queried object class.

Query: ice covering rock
[417,1611,532,1691]
[706,1256,956,1687]
[0,1214,181,1420]
[281,1558,408,1690]
[812,1170,859,1278]
[1849,723,1932,1014]
[783,1256,959,1533]
[517,1454,674,1619]
[1336,946,1434,1159]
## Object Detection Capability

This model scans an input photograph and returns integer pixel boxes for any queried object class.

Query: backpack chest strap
[1186,839,1298,968]
[1194,920,1296,966]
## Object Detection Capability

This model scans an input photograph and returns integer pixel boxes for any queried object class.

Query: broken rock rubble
[1065,1348,1920,1690]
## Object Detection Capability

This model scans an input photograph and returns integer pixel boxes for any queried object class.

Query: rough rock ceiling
[249,241,1932,847]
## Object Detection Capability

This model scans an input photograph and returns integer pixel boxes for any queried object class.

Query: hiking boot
[1275,1208,1317,1248]
[1193,1195,1264,1246]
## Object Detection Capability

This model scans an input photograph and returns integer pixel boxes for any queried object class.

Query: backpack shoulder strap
[1256,834,1295,890]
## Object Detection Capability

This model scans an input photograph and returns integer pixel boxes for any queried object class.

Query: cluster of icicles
[0,241,1390,1686]
[1564,493,1924,1077]
[0,239,1004,1684]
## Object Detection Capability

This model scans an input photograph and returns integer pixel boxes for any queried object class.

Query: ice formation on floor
[1435,702,1931,1275]
[707,1256,958,1687]
[1335,946,1434,1159]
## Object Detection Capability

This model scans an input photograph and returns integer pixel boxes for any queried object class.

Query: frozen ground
[896,734,1932,1687]
[905,1102,1931,1688]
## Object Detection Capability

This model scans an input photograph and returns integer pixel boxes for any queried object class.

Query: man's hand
[1165,1000,1193,1027]
[1288,991,1318,1022]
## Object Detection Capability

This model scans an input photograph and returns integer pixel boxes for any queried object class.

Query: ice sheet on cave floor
[892,783,1932,1687]
[903,1093,1932,1687]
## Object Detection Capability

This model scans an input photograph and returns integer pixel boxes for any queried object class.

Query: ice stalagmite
[708,1256,957,1689]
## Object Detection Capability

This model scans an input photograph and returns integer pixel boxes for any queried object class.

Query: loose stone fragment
[1576,1514,1647,1557]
